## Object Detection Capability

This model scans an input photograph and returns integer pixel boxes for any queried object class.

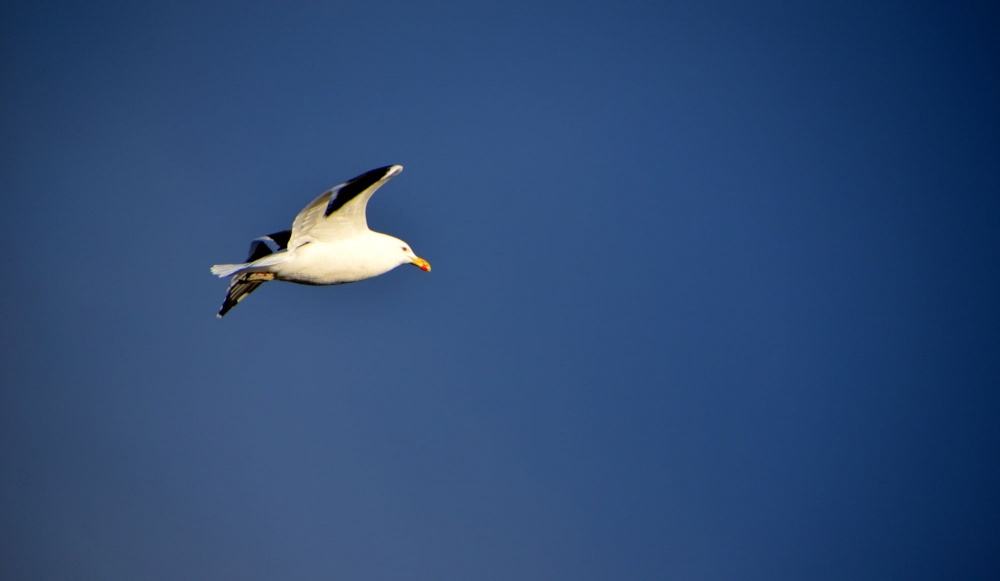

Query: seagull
[210,165,430,318]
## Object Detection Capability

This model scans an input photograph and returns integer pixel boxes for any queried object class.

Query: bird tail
[210,263,248,277]
[217,272,274,318]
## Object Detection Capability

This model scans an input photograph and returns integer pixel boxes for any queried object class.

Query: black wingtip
[324,165,402,217]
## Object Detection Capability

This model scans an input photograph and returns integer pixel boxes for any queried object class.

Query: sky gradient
[2,1,999,579]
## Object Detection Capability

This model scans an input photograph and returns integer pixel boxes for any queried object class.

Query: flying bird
[210,165,430,318]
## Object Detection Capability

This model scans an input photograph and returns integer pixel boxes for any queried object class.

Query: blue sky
[2,1,999,579]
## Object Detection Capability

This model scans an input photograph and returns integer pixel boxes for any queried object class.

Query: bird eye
[402,246,409,252]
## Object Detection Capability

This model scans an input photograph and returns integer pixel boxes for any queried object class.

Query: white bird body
[269,231,415,285]
[210,165,430,317]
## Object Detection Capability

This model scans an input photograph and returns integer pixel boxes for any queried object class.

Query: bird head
[400,243,431,272]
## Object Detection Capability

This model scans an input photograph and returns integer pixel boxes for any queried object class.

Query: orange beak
[411,257,432,272]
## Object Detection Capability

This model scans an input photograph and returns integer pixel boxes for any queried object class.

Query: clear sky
[2,1,999,579]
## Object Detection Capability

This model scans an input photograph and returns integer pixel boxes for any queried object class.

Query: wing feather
[246,230,291,262]
[287,165,402,248]
[217,275,266,318]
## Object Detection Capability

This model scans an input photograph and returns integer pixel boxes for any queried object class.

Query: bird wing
[246,230,291,261]
[217,274,266,318]
[287,165,403,249]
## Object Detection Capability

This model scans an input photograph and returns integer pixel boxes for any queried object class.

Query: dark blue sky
[3,1,999,579]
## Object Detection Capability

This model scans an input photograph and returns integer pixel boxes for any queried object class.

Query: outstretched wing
[287,165,402,249]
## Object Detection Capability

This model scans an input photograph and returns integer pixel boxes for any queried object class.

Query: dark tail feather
[217,274,269,318]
